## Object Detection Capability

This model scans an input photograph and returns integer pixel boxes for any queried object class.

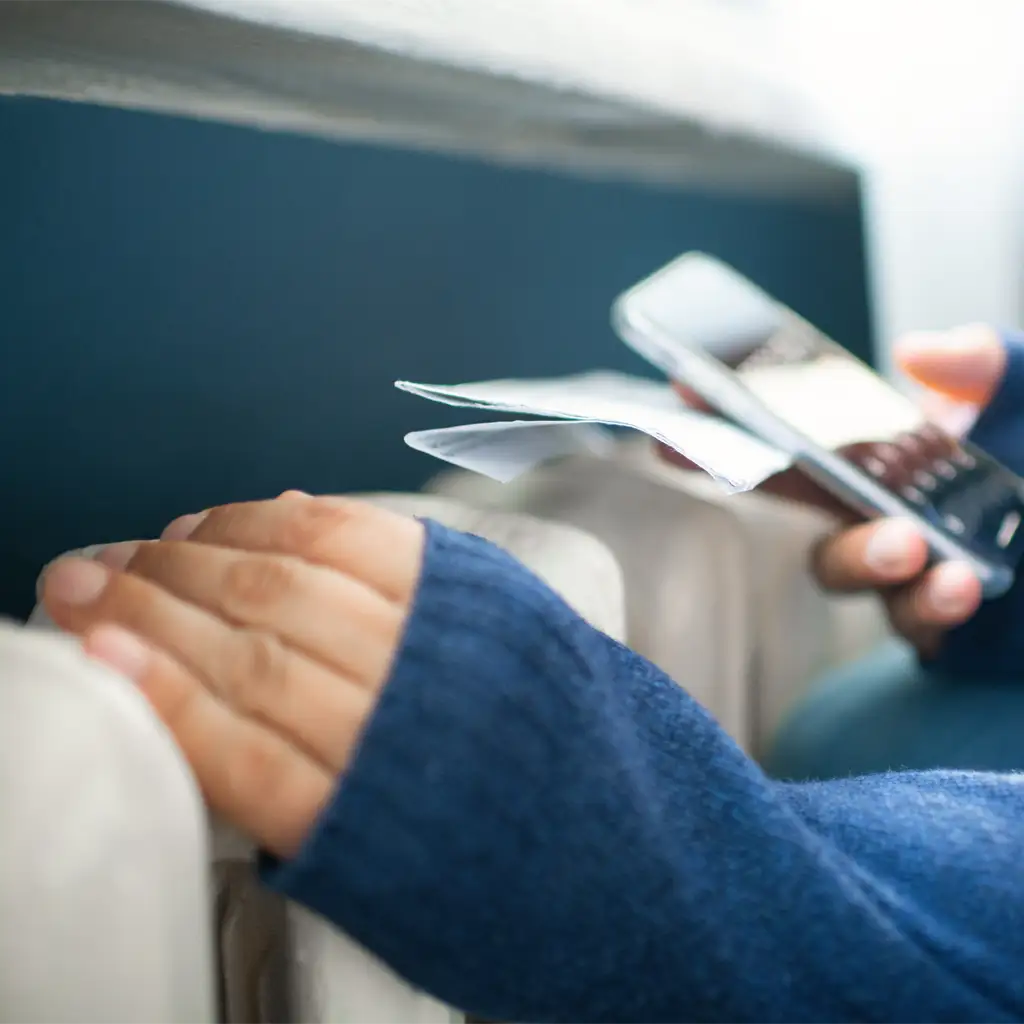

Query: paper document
[396,371,792,491]
[405,420,615,483]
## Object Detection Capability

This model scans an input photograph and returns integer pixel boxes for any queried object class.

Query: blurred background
[2,0,1024,620]
[9,11,1024,1021]
[0,97,869,619]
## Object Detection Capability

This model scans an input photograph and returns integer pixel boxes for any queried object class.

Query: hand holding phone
[612,254,1024,599]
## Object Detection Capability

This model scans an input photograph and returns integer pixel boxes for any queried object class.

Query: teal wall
[0,98,870,618]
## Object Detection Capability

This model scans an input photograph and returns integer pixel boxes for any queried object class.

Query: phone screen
[622,255,1024,575]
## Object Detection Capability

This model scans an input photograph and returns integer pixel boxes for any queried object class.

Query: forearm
[263,523,1024,1022]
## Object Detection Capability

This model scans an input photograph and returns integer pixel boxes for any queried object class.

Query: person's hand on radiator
[663,324,1013,657]
[31,477,1024,1021]
[40,492,424,859]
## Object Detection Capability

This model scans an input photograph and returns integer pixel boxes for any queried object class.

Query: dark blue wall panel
[0,98,869,618]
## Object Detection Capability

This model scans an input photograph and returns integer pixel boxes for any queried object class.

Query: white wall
[773,0,1024,371]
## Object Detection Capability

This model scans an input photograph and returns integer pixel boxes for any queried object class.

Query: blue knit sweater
[262,340,1024,1023]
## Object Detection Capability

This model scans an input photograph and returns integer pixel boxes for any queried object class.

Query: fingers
[38,495,420,858]
[164,495,425,606]
[100,539,403,688]
[43,557,372,774]
[813,515,982,657]
[885,561,983,641]
[813,518,929,592]
[760,468,862,521]
[83,624,331,858]
[895,324,1006,405]
[670,382,714,414]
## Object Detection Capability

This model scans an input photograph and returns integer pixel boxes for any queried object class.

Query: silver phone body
[612,252,1024,598]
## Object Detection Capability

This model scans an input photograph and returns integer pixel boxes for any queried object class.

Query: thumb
[894,324,1006,405]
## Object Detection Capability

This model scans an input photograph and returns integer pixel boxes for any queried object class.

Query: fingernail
[96,541,141,570]
[896,326,1005,404]
[84,625,151,680]
[45,558,110,605]
[161,511,209,540]
[926,561,979,617]
[278,489,309,500]
[863,519,920,575]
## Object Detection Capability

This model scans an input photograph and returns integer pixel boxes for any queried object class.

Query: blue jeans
[765,639,1024,780]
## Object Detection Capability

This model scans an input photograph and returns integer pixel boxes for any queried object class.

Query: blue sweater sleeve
[262,522,1024,1023]
[936,329,1024,677]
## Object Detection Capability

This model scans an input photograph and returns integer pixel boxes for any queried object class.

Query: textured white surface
[0,0,853,195]
[620,443,888,750]
[18,494,624,1023]
[0,623,214,1023]
[427,456,756,746]
[428,447,889,753]
[360,491,627,640]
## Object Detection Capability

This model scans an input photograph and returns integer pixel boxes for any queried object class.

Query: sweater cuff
[258,519,606,1003]
[930,330,1024,678]
[965,328,1024,472]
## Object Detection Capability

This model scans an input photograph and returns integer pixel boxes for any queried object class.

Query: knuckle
[124,540,179,584]
[96,571,160,631]
[154,669,199,735]
[280,497,365,555]
[223,556,296,611]
[191,504,244,544]
[227,731,289,810]
[224,629,291,713]
[121,539,160,573]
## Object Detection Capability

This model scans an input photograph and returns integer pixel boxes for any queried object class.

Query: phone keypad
[849,427,959,500]
[846,423,1024,565]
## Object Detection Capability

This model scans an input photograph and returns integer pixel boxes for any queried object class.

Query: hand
[41,493,425,859]
[811,325,1007,655]
[661,324,1007,657]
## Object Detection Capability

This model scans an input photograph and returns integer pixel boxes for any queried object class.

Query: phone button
[895,432,923,454]
[902,486,927,505]
[934,460,958,481]
[942,513,966,535]
[863,455,888,478]
[994,509,1022,549]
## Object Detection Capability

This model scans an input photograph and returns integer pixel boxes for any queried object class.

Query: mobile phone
[612,252,1024,598]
